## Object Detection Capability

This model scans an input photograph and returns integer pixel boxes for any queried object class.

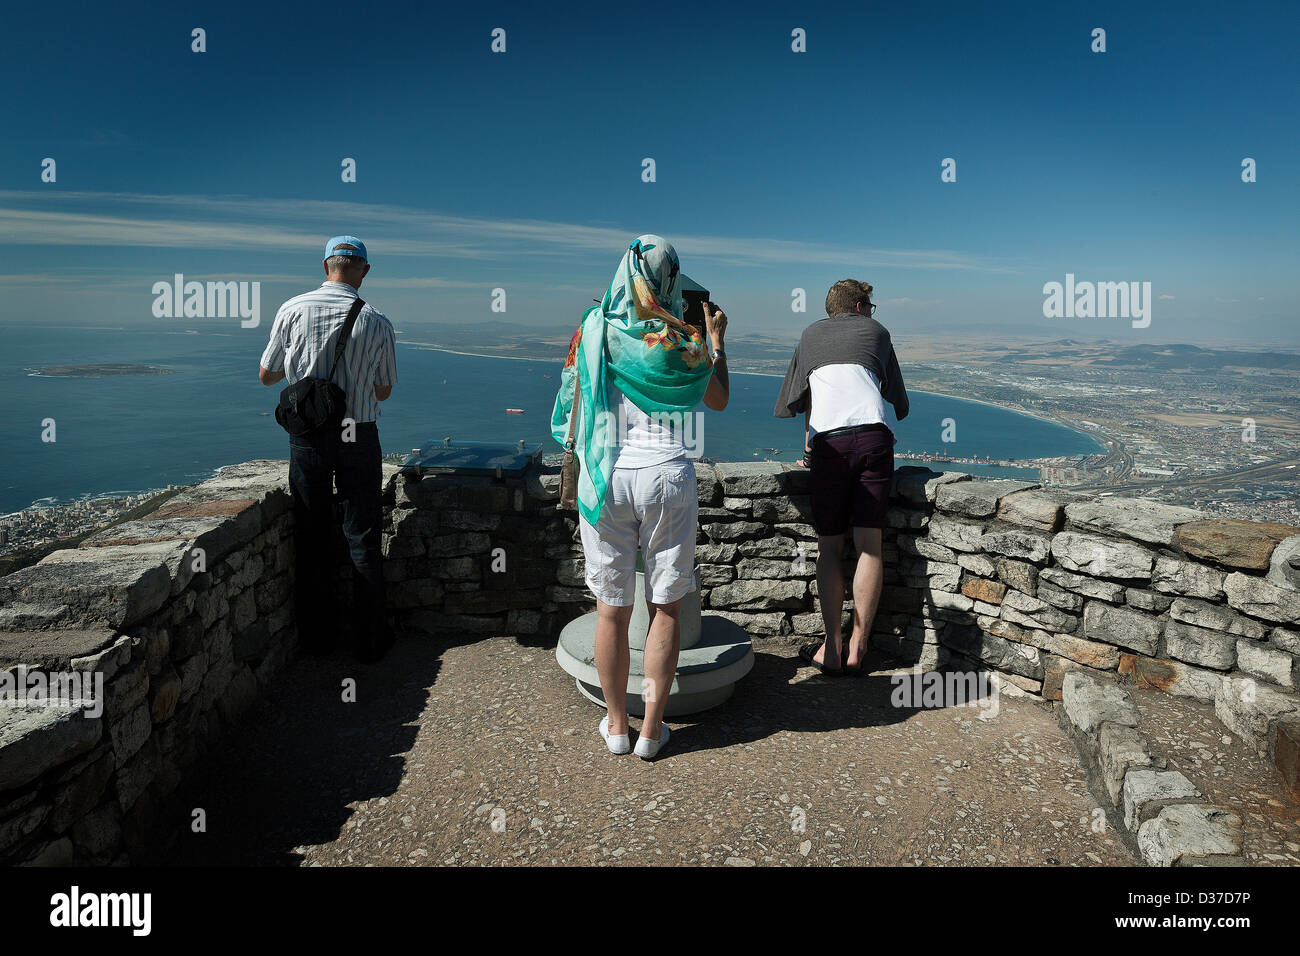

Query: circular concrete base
[555,613,754,717]
[571,676,737,716]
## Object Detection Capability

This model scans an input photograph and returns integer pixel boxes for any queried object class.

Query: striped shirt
[260,281,397,424]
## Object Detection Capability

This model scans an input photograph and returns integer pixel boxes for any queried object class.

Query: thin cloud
[0,190,1021,273]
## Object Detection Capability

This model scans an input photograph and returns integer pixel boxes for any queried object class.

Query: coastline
[404,343,556,363]
[398,343,1108,454]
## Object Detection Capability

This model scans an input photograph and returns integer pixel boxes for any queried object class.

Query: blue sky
[2,0,1297,346]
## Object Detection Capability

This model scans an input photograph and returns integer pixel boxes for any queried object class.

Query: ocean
[0,324,1105,514]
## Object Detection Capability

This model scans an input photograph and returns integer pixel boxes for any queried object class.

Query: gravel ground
[1131,684,1300,865]
[158,634,1137,866]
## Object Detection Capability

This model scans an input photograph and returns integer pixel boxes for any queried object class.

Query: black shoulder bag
[274,297,365,436]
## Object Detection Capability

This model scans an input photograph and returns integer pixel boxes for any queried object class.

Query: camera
[680,273,710,337]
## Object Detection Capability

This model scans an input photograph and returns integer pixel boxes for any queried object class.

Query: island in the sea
[31,364,174,377]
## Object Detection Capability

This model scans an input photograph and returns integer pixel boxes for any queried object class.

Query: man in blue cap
[258,236,398,662]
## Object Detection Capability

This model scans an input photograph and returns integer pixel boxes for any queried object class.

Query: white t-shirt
[608,382,702,468]
[808,364,898,437]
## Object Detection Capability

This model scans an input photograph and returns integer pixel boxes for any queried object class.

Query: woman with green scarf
[551,235,730,759]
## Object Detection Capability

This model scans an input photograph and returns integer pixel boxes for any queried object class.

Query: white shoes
[634,723,670,761]
[600,715,630,755]
[600,716,672,759]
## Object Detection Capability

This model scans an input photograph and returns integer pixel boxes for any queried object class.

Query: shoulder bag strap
[326,297,365,382]
[564,364,581,448]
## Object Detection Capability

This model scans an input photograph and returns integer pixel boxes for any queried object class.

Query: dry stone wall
[518,460,1300,799]
[3,456,1298,866]
[0,461,300,865]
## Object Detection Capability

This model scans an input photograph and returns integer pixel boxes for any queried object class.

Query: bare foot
[814,641,842,669]
[845,636,868,670]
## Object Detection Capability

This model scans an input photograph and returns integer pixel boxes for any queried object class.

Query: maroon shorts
[808,425,895,534]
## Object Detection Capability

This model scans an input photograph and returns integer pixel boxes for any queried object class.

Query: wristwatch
[711,348,726,360]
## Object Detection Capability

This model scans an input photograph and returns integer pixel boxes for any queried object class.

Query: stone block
[149,664,183,723]
[962,578,1006,605]
[1119,654,1221,701]
[1271,627,1300,655]
[1164,620,1236,670]
[1039,566,1125,602]
[70,801,122,858]
[49,748,116,834]
[979,528,1052,564]
[1051,531,1154,580]
[695,542,738,564]
[109,704,152,768]
[995,558,1039,596]
[1151,556,1226,601]
[1223,572,1300,624]
[996,488,1086,532]
[1083,601,1163,655]
[703,521,767,541]
[114,736,160,812]
[1001,590,1078,632]
[1066,498,1204,547]
[1136,804,1242,867]
[704,610,787,636]
[956,552,995,577]
[1125,589,1172,614]
[714,461,784,496]
[1061,670,1138,739]
[984,617,1119,670]
[893,467,969,505]
[1273,718,1300,803]
[695,464,722,506]
[3,542,181,629]
[68,635,134,684]
[941,624,1040,679]
[1121,769,1200,832]
[1175,519,1300,571]
[0,802,49,858]
[1169,597,1268,639]
[1215,674,1300,753]
[1098,723,1157,804]
[0,705,102,793]
[708,579,805,611]
[1265,534,1300,591]
[934,479,1039,518]
[1038,582,1085,612]
[1236,639,1294,689]
[925,515,987,553]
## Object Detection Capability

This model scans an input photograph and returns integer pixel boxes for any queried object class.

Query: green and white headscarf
[551,235,714,525]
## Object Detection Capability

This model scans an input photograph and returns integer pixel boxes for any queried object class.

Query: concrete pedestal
[554,566,754,717]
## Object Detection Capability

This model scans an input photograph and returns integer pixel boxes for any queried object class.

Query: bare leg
[594,600,634,735]
[815,534,845,669]
[846,527,884,669]
[640,598,681,741]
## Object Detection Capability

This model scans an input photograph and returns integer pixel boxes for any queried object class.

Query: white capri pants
[578,458,698,606]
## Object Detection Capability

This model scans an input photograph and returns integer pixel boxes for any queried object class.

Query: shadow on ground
[663,646,998,755]
[155,637,451,865]
[152,631,1005,865]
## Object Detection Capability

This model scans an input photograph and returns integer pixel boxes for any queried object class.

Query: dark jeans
[288,422,388,651]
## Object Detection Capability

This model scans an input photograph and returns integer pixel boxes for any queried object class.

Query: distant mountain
[1094,344,1300,370]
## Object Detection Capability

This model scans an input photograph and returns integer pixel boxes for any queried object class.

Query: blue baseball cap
[324,235,368,262]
